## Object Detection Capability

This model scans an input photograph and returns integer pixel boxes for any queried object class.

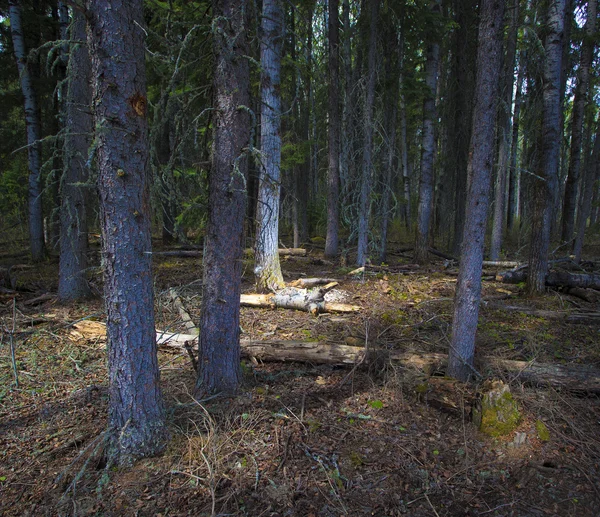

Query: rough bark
[255,0,285,292]
[497,270,600,290]
[447,0,505,382]
[356,0,379,266]
[58,10,92,302]
[325,0,340,258]
[573,122,600,262]
[86,0,167,464]
[560,0,596,244]
[8,1,45,262]
[449,0,478,256]
[414,0,441,265]
[527,0,565,295]
[196,0,251,397]
[489,0,519,260]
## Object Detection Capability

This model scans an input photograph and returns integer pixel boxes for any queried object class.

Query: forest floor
[1,238,600,516]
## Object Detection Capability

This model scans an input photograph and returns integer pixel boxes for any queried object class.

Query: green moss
[478,382,521,437]
[310,236,325,244]
[536,420,550,441]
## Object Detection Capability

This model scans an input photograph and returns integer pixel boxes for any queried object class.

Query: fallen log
[496,270,600,290]
[151,250,203,257]
[561,287,599,303]
[241,287,359,315]
[168,289,198,335]
[288,277,340,288]
[245,247,307,257]
[155,334,600,394]
[483,302,600,324]
[482,260,521,268]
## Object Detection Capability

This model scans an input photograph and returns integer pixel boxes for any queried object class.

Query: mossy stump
[473,380,520,437]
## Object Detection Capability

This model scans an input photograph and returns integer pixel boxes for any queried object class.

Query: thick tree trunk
[8,1,45,262]
[447,0,505,382]
[414,0,441,265]
[255,0,285,292]
[325,0,340,258]
[489,0,519,260]
[196,0,251,397]
[86,0,167,464]
[527,0,564,295]
[356,0,379,266]
[58,11,92,302]
[560,0,596,244]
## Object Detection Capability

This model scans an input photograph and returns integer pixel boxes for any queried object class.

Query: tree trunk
[325,0,340,258]
[507,53,525,231]
[356,0,379,266]
[573,122,600,262]
[414,0,441,265]
[86,0,167,464]
[449,0,478,256]
[489,0,519,260]
[196,0,251,397]
[527,0,565,295]
[379,103,398,264]
[255,0,285,292]
[447,0,505,382]
[8,1,45,262]
[58,10,92,302]
[560,0,596,244]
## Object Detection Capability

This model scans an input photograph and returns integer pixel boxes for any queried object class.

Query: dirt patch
[1,246,599,516]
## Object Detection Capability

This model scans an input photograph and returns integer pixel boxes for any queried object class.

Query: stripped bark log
[288,278,339,288]
[496,270,600,290]
[168,288,198,335]
[241,287,359,315]
[155,334,600,394]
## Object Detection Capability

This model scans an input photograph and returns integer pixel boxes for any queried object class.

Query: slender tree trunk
[86,0,167,464]
[400,93,411,227]
[560,0,596,244]
[447,0,505,382]
[380,102,397,264]
[339,0,352,225]
[507,53,525,231]
[325,0,340,258]
[527,0,565,295]
[8,1,45,262]
[58,10,92,302]
[489,0,519,260]
[356,0,379,266]
[256,0,285,291]
[414,0,441,265]
[196,0,251,396]
[573,122,600,262]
